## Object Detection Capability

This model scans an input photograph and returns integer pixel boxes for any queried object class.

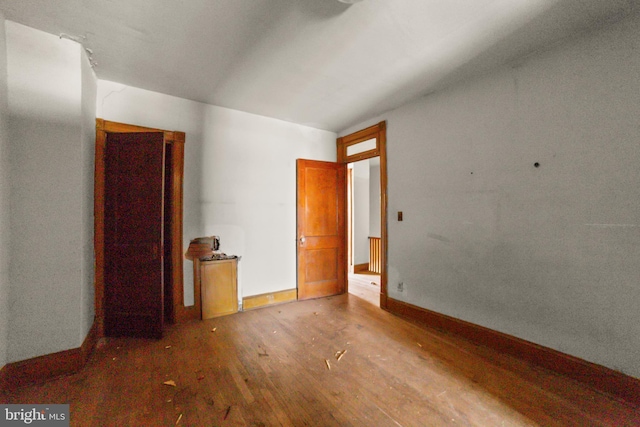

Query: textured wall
[353,159,370,265]
[377,13,640,377]
[80,49,96,339]
[97,81,336,302]
[0,13,10,369]
[5,22,95,362]
[369,161,381,238]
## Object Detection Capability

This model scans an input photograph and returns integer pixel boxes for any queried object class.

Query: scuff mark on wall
[583,224,639,228]
[427,233,451,243]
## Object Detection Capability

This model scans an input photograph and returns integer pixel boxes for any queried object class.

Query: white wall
[96,80,207,304]
[369,159,381,238]
[80,48,96,338]
[0,13,10,369]
[352,160,370,265]
[349,13,640,377]
[97,81,336,303]
[5,22,96,362]
[199,106,336,298]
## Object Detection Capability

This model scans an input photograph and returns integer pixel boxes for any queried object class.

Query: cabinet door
[201,260,238,319]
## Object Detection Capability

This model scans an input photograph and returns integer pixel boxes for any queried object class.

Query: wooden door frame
[337,121,388,308]
[347,166,354,273]
[95,119,185,337]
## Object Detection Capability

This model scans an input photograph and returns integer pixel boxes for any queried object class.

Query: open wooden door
[104,132,165,338]
[297,159,346,300]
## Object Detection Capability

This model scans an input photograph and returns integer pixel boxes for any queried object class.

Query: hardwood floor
[348,272,380,307]
[1,294,638,426]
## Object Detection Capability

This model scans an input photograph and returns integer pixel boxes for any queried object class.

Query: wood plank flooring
[1,294,638,426]
[348,272,380,307]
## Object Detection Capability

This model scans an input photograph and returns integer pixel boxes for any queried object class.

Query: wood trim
[347,167,354,271]
[0,364,6,390]
[170,133,185,323]
[341,122,384,144]
[193,258,203,320]
[95,119,186,335]
[98,118,163,134]
[337,121,388,308]
[378,122,388,309]
[97,118,185,143]
[386,297,640,407]
[243,289,298,311]
[0,320,98,389]
[79,320,99,364]
[344,149,379,164]
[337,122,384,164]
[1,349,82,389]
[94,122,106,337]
[353,263,369,273]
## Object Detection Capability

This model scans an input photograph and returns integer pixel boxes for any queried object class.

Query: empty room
[0,0,639,425]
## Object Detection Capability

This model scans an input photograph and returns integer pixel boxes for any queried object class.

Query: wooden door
[104,132,165,338]
[297,159,346,300]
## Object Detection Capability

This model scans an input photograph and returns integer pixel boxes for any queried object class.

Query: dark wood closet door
[104,132,165,338]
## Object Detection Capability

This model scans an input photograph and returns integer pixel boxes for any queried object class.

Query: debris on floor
[175,413,182,425]
[335,350,347,361]
[163,380,177,387]
[224,405,232,420]
[325,359,331,370]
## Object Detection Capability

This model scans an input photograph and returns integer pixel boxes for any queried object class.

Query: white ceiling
[0,0,636,131]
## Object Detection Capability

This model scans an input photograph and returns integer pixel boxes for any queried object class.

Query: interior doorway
[337,121,388,309]
[347,158,381,306]
[95,119,185,338]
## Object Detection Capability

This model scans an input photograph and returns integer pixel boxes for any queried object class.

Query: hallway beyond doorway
[348,271,380,307]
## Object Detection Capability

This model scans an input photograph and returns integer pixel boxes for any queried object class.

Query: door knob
[299,236,306,246]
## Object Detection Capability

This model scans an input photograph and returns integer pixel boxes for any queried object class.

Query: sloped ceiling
[0,0,636,131]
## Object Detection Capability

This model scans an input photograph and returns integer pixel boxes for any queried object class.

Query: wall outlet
[397,282,404,292]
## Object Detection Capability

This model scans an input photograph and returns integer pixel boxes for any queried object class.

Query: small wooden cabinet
[200,258,238,319]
